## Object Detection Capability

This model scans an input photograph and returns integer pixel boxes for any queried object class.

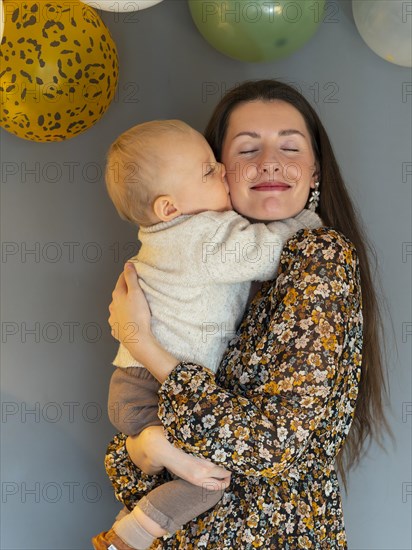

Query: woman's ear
[153,195,181,222]
[310,165,320,188]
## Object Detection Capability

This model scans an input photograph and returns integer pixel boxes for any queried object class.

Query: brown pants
[108,367,225,533]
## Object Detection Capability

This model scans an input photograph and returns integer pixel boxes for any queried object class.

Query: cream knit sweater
[113,209,322,374]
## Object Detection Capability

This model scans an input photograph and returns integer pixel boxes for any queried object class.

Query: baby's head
[106,120,230,227]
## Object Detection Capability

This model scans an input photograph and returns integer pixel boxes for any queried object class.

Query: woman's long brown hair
[204,79,391,485]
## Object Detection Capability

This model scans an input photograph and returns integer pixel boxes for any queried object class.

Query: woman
[105,80,389,548]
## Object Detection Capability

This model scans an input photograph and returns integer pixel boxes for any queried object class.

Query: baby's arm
[200,209,322,283]
[108,366,162,436]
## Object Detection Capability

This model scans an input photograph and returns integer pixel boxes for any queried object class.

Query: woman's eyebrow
[233,129,306,139]
[233,131,260,139]
[279,129,306,137]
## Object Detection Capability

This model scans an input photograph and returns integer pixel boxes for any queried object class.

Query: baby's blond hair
[105,120,194,226]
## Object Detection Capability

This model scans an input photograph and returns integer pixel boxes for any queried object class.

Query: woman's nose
[259,151,281,177]
[259,162,281,181]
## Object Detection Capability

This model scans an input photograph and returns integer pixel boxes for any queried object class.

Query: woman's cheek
[283,162,301,183]
[292,188,311,215]
[225,156,259,187]
[228,192,245,215]
[226,170,244,198]
[242,162,259,185]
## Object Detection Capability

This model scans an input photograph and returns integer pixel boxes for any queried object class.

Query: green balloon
[188,0,325,62]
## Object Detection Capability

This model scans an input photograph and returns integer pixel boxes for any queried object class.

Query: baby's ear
[153,195,181,222]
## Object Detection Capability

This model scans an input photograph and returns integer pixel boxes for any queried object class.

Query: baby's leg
[113,478,225,547]
[136,478,225,533]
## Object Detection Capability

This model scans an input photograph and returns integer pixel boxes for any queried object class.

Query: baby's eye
[204,165,215,176]
[282,147,299,152]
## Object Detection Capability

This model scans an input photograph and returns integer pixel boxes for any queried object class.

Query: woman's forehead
[226,100,307,136]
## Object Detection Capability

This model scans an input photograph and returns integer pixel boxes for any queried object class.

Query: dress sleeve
[157,229,362,478]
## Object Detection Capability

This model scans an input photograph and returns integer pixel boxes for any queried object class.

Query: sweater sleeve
[157,229,362,478]
[200,209,322,283]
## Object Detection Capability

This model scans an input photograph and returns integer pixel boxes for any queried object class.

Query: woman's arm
[109,230,362,478]
[126,427,231,489]
[157,230,362,478]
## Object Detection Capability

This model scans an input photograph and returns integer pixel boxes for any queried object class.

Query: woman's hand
[108,264,179,382]
[109,263,152,353]
[127,427,231,491]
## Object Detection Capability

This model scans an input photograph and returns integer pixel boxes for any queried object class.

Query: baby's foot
[92,528,135,550]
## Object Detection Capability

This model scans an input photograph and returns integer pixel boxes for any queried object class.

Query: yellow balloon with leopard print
[0,0,119,141]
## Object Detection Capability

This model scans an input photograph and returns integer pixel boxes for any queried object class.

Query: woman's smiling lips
[251,181,291,191]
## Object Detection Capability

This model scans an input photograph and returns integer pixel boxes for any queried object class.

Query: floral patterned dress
[105,227,363,549]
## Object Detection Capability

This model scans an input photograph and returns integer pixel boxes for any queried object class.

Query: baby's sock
[115,506,129,521]
[113,513,155,550]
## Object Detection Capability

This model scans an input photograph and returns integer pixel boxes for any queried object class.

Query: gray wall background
[1,1,411,548]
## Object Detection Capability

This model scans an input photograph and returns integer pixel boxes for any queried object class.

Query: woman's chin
[248,203,287,223]
[261,197,289,218]
[233,199,301,223]
[260,198,305,222]
[242,212,283,224]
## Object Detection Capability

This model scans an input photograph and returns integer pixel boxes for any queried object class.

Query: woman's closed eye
[280,140,302,152]
[240,149,258,155]
[239,145,300,155]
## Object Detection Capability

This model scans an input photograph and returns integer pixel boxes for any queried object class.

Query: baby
[92,120,322,550]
